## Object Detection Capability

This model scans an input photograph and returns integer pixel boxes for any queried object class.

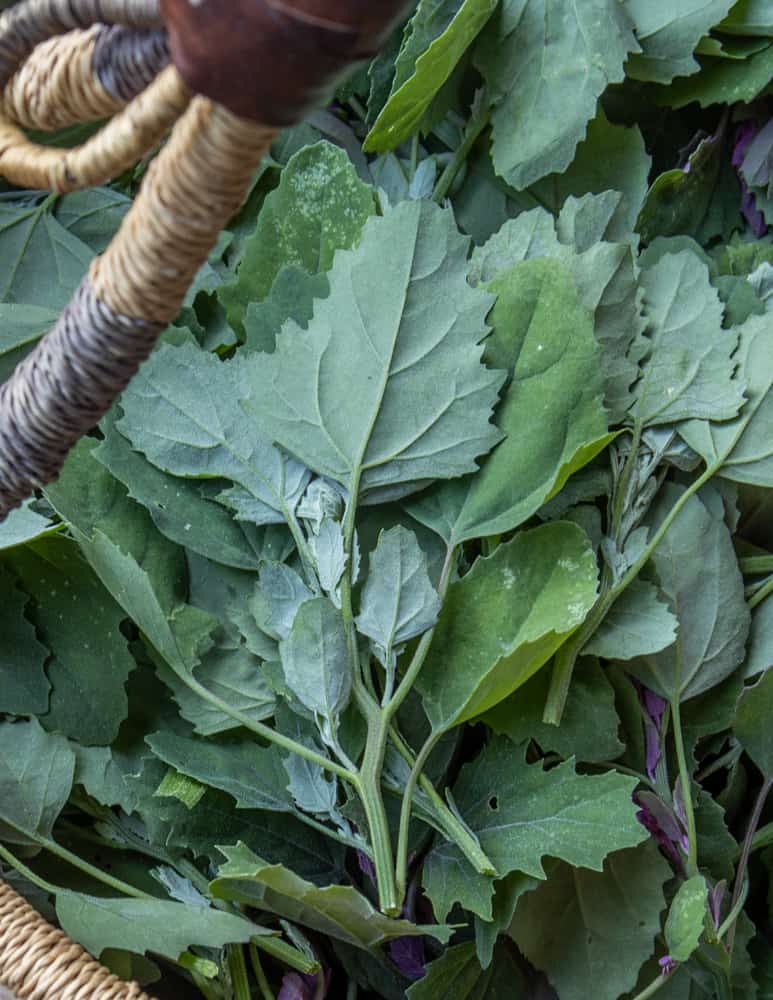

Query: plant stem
[717,875,748,942]
[0,842,61,896]
[355,720,400,915]
[249,943,276,1000]
[739,555,773,574]
[346,980,359,1000]
[748,820,773,855]
[228,944,252,1000]
[252,934,319,974]
[630,972,670,1000]
[670,698,698,877]
[432,101,490,203]
[395,731,443,901]
[748,574,773,611]
[726,776,773,952]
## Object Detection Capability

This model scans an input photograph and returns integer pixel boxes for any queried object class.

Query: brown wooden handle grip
[160,0,413,124]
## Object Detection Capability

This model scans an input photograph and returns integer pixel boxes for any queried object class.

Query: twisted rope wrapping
[0,881,155,1000]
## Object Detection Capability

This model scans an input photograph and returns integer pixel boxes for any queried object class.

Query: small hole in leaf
[488,796,499,811]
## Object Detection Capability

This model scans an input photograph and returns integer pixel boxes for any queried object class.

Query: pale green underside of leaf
[474,0,640,189]
[365,0,498,152]
[280,597,351,720]
[422,739,646,921]
[583,579,678,660]
[746,592,773,678]
[241,200,503,498]
[417,521,598,731]
[211,842,451,950]
[0,499,57,550]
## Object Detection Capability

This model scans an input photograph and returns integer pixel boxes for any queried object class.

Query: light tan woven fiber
[0,63,189,191]
[0,881,155,1000]
[1,26,124,130]
[92,86,277,322]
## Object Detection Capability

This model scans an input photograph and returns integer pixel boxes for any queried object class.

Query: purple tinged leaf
[635,792,685,874]
[633,679,668,780]
[357,850,376,884]
[732,120,768,237]
[708,880,726,929]
[388,935,426,980]
[278,974,312,1000]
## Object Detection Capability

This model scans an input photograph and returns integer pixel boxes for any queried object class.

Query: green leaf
[474,871,540,969]
[211,843,450,950]
[53,187,130,254]
[626,0,736,83]
[583,579,678,660]
[407,941,528,999]
[746,593,773,678]
[680,313,773,486]
[508,843,672,1000]
[219,142,375,335]
[0,718,74,843]
[355,525,441,666]
[664,875,708,963]
[241,200,504,499]
[280,597,351,722]
[474,0,639,189]
[146,729,294,812]
[627,485,749,701]
[0,500,56,550]
[5,537,135,745]
[0,567,50,715]
[631,251,746,428]
[0,302,58,380]
[482,657,624,763]
[734,668,773,775]
[721,0,773,35]
[56,895,270,962]
[243,266,328,354]
[653,40,773,108]
[423,739,646,921]
[365,0,498,152]
[416,522,598,731]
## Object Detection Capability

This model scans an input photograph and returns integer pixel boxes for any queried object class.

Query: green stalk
[252,934,319,975]
[748,575,773,611]
[630,972,670,1000]
[395,731,442,901]
[432,101,491,203]
[739,555,773,574]
[748,820,773,855]
[249,943,277,1000]
[228,944,252,1000]
[670,697,698,877]
[726,776,772,952]
[0,842,61,896]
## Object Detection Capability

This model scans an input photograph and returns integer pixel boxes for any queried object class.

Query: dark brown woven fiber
[93,24,168,101]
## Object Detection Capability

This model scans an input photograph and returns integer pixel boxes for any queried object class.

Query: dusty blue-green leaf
[0,302,59,380]
[243,266,329,354]
[147,728,294,812]
[407,941,528,999]
[626,485,749,702]
[626,0,736,83]
[417,522,598,731]
[720,0,773,34]
[508,842,671,1000]
[258,562,314,640]
[212,843,451,949]
[57,895,270,961]
[583,579,678,660]
[280,597,351,721]
[734,668,773,776]
[474,0,639,189]
[423,739,647,921]
[309,519,347,598]
[365,0,498,152]
[0,718,74,843]
[355,525,440,666]
[746,592,773,678]
[680,313,773,486]
[53,187,130,254]
[653,39,773,108]
[0,567,50,715]
[220,142,374,335]
[117,340,311,525]
[0,500,56,549]
[664,875,708,962]
[632,251,746,428]
[474,872,540,970]
[151,866,209,908]
[283,752,338,817]
[241,200,504,499]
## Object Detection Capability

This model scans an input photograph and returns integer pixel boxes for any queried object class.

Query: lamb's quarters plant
[1,2,773,998]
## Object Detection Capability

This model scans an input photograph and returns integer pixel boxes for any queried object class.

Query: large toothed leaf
[117,340,311,526]
[474,0,639,189]
[0,567,50,716]
[241,200,504,500]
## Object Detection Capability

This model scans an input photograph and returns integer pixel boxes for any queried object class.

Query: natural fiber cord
[0,881,155,1000]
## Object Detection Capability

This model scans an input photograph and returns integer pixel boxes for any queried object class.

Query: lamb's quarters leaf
[0,499,57,550]
[0,567,51,715]
[279,597,351,722]
[53,187,131,254]
[0,718,74,843]
[508,843,672,1000]
[422,739,647,921]
[95,410,265,571]
[416,522,598,731]
[529,109,652,238]
[0,303,59,379]
[734,668,773,775]
[631,251,745,428]
[653,41,773,108]
[680,313,773,486]
[721,0,773,35]
[146,729,294,812]
[355,526,441,666]
[257,562,314,641]
[364,0,498,152]
[746,593,773,678]
[473,0,639,189]
[243,266,329,354]
[117,340,312,526]
[626,0,736,83]
[694,787,737,881]
[482,657,624,763]
[211,843,451,949]
[406,941,528,999]
[583,579,678,660]
[219,142,375,336]
[0,200,93,307]
[284,753,338,818]
[665,875,708,963]
[473,871,540,969]
[241,200,504,498]
[626,485,749,702]
[56,895,271,962]
[682,666,746,746]
[5,537,135,745]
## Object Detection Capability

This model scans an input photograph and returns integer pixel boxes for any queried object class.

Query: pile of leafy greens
[2,1,773,998]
